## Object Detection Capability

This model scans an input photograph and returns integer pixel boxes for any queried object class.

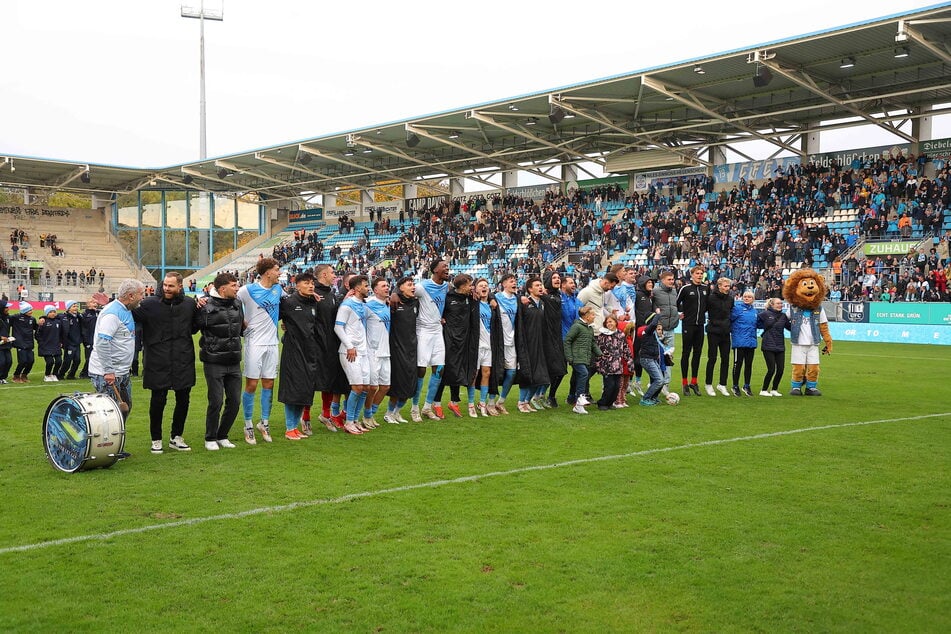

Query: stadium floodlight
[839,57,855,69]
[80,168,90,184]
[182,174,194,184]
[448,130,460,139]
[693,65,705,75]
[406,131,420,148]
[894,46,910,58]
[525,117,538,126]
[181,1,224,159]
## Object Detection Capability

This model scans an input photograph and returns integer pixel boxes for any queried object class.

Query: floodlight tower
[181,1,223,160]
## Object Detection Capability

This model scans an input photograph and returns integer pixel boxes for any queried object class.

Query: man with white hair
[88,278,145,420]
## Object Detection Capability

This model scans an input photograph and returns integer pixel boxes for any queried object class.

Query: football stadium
[1,3,949,631]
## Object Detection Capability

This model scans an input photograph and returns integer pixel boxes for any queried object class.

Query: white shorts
[503,345,517,370]
[790,344,820,365]
[340,352,371,386]
[478,346,492,368]
[369,353,391,386]
[417,330,446,367]
[244,344,278,379]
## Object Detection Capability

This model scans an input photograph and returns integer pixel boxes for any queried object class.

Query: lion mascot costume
[782,269,833,396]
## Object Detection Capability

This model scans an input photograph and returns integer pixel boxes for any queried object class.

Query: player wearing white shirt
[235,258,283,444]
[492,273,520,415]
[410,259,450,422]
[363,278,391,427]
[334,275,371,435]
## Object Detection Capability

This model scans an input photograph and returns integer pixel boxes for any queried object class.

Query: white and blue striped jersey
[365,296,391,358]
[334,297,368,354]
[414,274,448,334]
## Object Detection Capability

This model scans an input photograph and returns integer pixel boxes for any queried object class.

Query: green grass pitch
[0,339,948,632]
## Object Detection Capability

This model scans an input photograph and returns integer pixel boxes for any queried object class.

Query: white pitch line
[833,353,951,362]
[1,411,947,556]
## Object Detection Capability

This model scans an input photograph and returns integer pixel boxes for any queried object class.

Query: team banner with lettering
[863,241,918,256]
[323,204,358,218]
[506,185,552,201]
[712,157,801,184]
[365,203,400,218]
[404,195,449,213]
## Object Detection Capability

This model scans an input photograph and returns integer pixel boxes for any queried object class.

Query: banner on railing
[287,208,323,224]
[634,167,708,191]
[405,195,449,213]
[864,241,919,256]
[713,157,801,184]
[868,302,951,325]
[506,185,554,201]
[323,205,358,219]
[365,203,400,218]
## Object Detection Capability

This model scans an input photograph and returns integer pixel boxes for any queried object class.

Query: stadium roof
[3,3,951,203]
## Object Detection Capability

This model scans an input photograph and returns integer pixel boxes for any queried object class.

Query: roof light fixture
[693,65,705,75]
[894,46,910,58]
[839,56,855,69]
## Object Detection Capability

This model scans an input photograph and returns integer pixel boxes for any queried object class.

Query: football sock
[261,388,273,419]
[242,391,255,423]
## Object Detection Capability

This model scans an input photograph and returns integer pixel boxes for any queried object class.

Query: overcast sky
[2,0,946,169]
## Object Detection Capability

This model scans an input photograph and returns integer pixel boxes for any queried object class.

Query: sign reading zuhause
[864,241,919,255]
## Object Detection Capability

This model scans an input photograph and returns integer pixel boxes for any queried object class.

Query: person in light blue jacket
[730,290,758,396]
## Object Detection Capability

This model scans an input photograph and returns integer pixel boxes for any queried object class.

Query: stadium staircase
[7,209,153,301]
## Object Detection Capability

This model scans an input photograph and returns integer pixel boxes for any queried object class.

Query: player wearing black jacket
[676,266,709,396]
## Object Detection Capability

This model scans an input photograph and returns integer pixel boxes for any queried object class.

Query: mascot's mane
[783,269,827,310]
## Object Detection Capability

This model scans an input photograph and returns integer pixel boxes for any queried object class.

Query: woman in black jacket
[756,297,791,397]
[704,278,734,396]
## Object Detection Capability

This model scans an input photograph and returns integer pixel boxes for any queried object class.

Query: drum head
[43,395,89,473]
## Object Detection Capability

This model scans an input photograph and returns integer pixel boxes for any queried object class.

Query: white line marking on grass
[834,353,951,362]
[2,412,947,555]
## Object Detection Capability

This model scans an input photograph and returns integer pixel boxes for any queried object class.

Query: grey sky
[2,0,945,169]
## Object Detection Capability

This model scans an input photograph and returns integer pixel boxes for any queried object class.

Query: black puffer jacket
[705,289,733,336]
[193,294,244,365]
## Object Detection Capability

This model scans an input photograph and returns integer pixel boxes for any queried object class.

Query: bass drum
[43,393,127,473]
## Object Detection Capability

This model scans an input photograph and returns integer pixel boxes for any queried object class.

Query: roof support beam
[642,76,804,157]
[556,97,712,167]
[215,160,295,188]
[405,124,563,184]
[468,110,603,166]
[760,58,916,143]
[900,19,951,66]
[356,135,500,190]
[52,165,88,189]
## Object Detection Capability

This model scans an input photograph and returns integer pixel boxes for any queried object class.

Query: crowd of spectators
[220,152,951,306]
